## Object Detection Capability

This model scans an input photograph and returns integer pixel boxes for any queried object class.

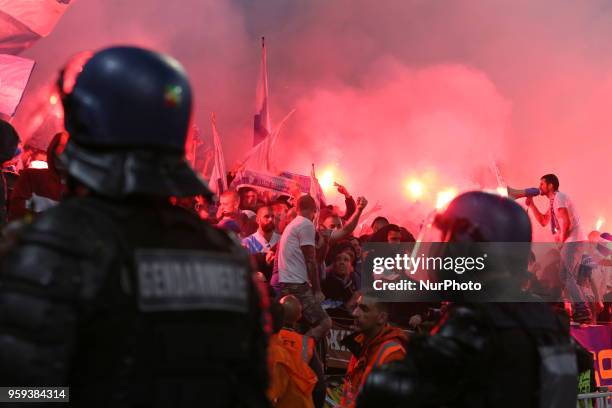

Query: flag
[185,124,199,168]
[1,0,75,37]
[0,0,75,54]
[253,36,271,146]
[310,163,326,226]
[0,54,34,116]
[0,15,38,55]
[278,171,312,193]
[230,169,310,196]
[208,113,227,197]
[243,109,295,174]
[309,164,326,206]
[186,123,210,177]
[201,147,214,179]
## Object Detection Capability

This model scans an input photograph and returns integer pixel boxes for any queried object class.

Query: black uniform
[358,192,578,408]
[0,46,270,407]
[0,196,268,407]
[358,301,576,408]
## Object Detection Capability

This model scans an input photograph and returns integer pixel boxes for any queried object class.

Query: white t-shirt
[552,191,584,242]
[278,215,316,284]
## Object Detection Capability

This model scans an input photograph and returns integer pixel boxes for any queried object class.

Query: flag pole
[310,163,321,226]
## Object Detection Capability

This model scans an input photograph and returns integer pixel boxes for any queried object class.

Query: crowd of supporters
[2,119,611,407]
[163,179,612,407]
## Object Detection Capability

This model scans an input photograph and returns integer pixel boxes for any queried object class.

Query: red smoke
[11,0,611,240]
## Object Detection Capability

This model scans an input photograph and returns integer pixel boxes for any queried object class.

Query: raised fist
[356,196,368,211]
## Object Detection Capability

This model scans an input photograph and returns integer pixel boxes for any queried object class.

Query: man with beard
[526,174,591,321]
[242,205,280,252]
[242,206,281,281]
[340,292,407,408]
[526,174,583,244]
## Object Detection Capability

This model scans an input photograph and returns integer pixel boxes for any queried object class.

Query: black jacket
[358,301,577,408]
[0,196,270,408]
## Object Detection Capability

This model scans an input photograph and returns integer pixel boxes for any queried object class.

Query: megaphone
[507,186,540,200]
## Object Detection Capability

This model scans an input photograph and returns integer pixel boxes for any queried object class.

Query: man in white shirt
[526,174,590,320]
[526,174,583,243]
[277,195,332,340]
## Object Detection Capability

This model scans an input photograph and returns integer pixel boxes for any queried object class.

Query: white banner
[0,54,35,116]
[0,0,74,37]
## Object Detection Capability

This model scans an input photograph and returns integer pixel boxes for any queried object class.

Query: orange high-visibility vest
[278,328,315,363]
[358,340,404,389]
[268,334,317,408]
[342,334,406,408]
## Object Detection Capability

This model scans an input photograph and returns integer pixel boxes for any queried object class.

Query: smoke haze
[13,0,612,239]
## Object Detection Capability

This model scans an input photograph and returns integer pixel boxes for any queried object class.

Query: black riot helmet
[414,191,533,300]
[435,191,532,243]
[58,46,211,198]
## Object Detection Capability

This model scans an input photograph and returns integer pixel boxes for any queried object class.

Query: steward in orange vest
[278,327,315,364]
[268,333,317,408]
[267,296,318,408]
[341,294,407,408]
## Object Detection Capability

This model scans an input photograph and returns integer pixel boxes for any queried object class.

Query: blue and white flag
[253,37,271,147]
[208,113,227,197]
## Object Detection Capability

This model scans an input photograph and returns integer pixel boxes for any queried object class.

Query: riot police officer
[0,46,269,408]
[357,191,577,408]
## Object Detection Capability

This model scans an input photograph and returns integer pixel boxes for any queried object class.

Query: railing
[577,389,612,408]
